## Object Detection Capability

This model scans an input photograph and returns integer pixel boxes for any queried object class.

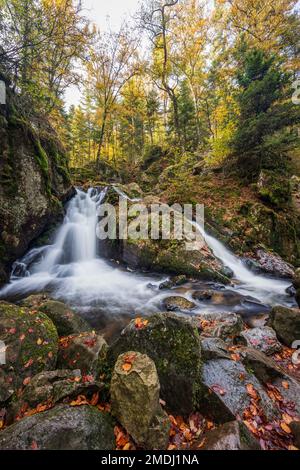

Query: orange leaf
[24,358,34,369]
[282,413,293,425]
[282,381,289,390]
[20,334,25,341]
[246,384,258,400]
[123,443,131,451]
[23,377,31,386]
[280,422,292,434]
[30,440,38,450]
[122,363,132,372]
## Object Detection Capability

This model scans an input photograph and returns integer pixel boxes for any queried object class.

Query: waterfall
[0,187,294,321]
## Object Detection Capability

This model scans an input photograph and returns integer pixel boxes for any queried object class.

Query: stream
[0,187,296,338]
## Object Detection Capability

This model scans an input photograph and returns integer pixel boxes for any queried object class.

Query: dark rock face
[108,313,202,416]
[7,369,104,423]
[0,405,115,450]
[237,326,282,356]
[268,306,300,346]
[111,352,170,450]
[57,332,108,376]
[253,249,295,279]
[199,358,279,423]
[195,421,260,450]
[0,84,74,284]
[0,301,58,402]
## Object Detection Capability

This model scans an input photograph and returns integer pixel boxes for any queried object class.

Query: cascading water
[0,187,295,333]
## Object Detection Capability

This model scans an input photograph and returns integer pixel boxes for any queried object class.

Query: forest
[0,0,300,455]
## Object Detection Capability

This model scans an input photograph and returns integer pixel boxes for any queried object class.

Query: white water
[0,187,294,321]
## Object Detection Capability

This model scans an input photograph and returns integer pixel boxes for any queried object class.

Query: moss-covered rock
[268,306,300,346]
[107,313,203,416]
[0,301,58,402]
[111,352,170,450]
[0,405,115,450]
[257,170,291,207]
[38,300,92,337]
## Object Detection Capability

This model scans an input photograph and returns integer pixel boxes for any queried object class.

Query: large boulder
[108,313,202,416]
[21,296,91,337]
[0,81,74,283]
[253,249,295,279]
[7,369,104,423]
[0,301,58,402]
[38,300,91,337]
[196,312,244,342]
[194,421,260,450]
[57,332,108,377]
[111,352,170,450]
[0,405,115,450]
[268,306,300,346]
[237,326,282,356]
[199,358,280,423]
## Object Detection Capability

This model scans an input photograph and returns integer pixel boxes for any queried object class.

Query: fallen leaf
[122,363,132,372]
[20,334,25,341]
[36,338,43,345]
[282,381,289,390]
[246,384,259,400]
[280,422,292,434]
[23,377,31,386]
[24,358,34,369]
[30,440,38,450]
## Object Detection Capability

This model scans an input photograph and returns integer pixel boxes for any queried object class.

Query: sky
[65,0,141,107]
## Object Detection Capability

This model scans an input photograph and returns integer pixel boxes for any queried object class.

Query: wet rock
[192,290,213,301]
[201,337,231,361]
[20,293,50,309]
[38,300,92,337]
[7,369,104,423]
[268,306,300,346]
[0,405,115,450]
[162,296,196,312]
[293,268,300,289]
[159,275,187,290]
[236,327,282,356]
[197,312,244,342]
[108,313,202,415]
[111,352,170,449]
[195,421,260,450]
[57,332,108,377]
[199,358,279,423]
[254,249,295,279]
[0,301,58,402]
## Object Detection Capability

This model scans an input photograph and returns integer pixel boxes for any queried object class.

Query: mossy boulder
[107,313,203,416]
[38,300,91,337]
[0,405,115,450]
[57,332,108,377]
[0,301,58,402]
[268,306,300,346]
[111,352,170,450]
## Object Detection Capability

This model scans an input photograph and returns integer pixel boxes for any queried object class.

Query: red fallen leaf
[90,392,99,406]
[135,317,149,330]
[122,363,132,372]
[282,381,289,390]
[23,377,31,386]
[231,353,241,362]
[24,358,34,369]
[84,338,97,348]
[9,328,17,334]
[82,375,94,383]
[30,440,38,450]
[28,328,34,334]
[48,351,53,359]
[20,334,26,341]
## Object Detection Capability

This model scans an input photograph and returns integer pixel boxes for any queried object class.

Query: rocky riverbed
[0,294,300,450]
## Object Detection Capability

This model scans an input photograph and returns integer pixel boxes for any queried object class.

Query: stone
[197,312,244,342]
[199,358,280,424]
[0,301,58,402]
[111,352,170,449]
[254,249,295,279]
[194,421,260,450]
[237,327,282,356]
[201,337,231,361]
[108,313,202,416]
[0,405,115,450]
[192,290,213,301]
[293,268,300,289]
[162,296,196,311]
[7,369,104,423]
[268,306,300,346]
[38,300,92,337]
[57,332,108,377]
[159,275,187,290]
[241,348,300,415]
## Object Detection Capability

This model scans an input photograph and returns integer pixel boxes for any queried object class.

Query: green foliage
[177,79,199,152]
[230,44,300,178]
